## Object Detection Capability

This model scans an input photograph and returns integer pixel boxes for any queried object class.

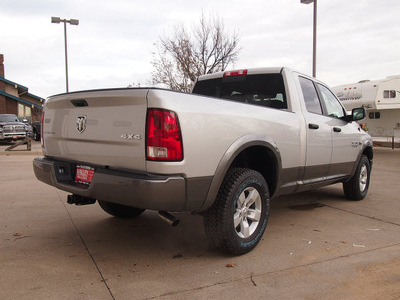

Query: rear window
[192,74,287,109]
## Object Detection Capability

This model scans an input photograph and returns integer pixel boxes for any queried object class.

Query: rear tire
[203,168,270,255]
[343,155,371,201]
[33,130,40,141]
[98,200,145,218]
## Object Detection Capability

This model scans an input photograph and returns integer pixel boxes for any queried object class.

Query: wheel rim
[233,187,262,238]
[359,164,368,192]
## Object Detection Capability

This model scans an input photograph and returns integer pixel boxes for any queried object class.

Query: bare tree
[151,13,240,92]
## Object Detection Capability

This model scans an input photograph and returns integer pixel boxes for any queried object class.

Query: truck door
[298,76,332,183]
[315,83,361,177]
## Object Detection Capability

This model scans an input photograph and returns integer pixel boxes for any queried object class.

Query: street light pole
[51,17,79,93]
[63,21,69,93]
[312,0,317,78]
[301,0,317,78]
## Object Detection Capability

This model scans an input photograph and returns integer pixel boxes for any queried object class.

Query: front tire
[98,200,145,218]
[343,155,371,200]
[203,168,270,255]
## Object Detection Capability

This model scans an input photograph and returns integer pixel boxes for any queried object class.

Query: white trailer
[332,75,400,138]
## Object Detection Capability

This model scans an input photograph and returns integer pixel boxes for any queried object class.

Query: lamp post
[301,0,317,78]
[51,17,79,93]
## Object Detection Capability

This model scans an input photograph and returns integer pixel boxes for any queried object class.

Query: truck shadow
[68,210,218,259]
[59,184,351,260]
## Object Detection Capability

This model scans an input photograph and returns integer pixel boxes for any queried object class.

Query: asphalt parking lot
[1,142,399,299]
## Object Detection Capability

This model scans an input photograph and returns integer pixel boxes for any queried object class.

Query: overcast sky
[1,0,400,98]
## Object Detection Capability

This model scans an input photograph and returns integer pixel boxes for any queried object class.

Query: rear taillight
[146,109,183,161]
[40,111,44,148]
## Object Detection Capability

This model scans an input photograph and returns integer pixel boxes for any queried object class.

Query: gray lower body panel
[274,162,354,197]
[33,157,211,212]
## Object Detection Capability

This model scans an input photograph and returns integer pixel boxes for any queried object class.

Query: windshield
[192,73,287,109]
[0,115,22,122]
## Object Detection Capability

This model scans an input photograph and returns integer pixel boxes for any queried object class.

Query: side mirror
[350,107,365,122]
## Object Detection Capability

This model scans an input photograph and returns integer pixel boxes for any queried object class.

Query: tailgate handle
[71,99,88,107]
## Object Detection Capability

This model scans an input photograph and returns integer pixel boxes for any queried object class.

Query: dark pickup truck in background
[0,114,33,141]
[31,121,41,141]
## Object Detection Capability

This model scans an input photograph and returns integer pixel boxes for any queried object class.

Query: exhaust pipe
[67,194,96,206]
[158,211,180,227]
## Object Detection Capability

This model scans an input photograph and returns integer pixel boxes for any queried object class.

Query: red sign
[75,166,95,185]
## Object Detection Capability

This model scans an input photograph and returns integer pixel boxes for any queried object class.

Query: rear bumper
[33,157,209,211]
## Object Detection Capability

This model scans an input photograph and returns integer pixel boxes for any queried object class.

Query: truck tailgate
[43,89,148,171]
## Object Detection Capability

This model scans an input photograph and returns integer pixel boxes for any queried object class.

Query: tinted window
[299,76,322,114]
[0,115,21,122]
[384,90,396,98]
[317,84,345,119]
[369,112,381,119]
[192,78,222,97]
[384,90,389,98]
[193,74,287,109]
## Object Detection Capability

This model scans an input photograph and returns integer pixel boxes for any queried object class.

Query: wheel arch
[363,145,373,162]
[198,134,281,212]
[347,142,373,181]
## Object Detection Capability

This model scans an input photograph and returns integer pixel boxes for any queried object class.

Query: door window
[299,77,322,114]
[317,84,345,119]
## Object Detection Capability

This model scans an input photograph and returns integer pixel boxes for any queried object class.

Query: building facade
[0,54,44,123]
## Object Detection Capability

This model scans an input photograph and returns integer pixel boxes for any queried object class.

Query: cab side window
[299,76,322,114]
[317,84,345,119]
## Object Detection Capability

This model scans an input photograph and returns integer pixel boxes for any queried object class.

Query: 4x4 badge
[76,115,87,133]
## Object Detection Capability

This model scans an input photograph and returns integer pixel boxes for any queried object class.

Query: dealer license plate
[75,165,95,185]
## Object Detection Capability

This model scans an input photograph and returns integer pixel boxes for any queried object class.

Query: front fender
[347,139,373,181]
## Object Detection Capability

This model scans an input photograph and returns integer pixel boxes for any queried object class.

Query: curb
[0,142,42,156]
[0,150,43,157]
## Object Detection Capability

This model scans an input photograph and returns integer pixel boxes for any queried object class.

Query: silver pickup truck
[0,114,32,141]
[33,67,373,255]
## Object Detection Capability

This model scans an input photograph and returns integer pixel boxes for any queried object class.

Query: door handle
[333,127,342,133]
[308,123,319,130]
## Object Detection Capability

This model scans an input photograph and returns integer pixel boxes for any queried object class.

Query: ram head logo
[76,115,87,133]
